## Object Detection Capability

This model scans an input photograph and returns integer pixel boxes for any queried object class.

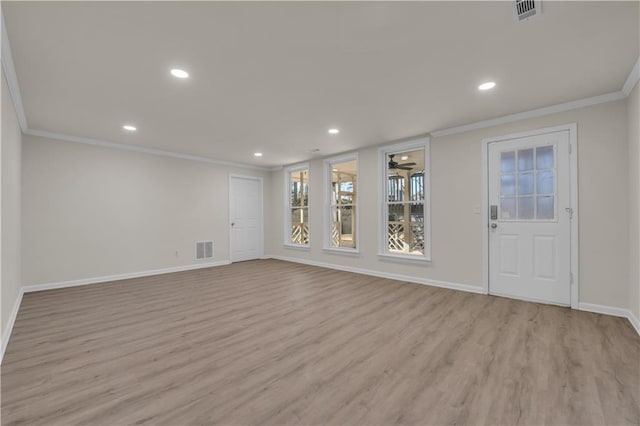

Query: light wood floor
[2,259,639,425]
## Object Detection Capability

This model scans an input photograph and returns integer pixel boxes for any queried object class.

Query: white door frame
[228,174,264,262]
[482,123,579,309]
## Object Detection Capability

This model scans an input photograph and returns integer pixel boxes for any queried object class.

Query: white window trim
[378,137,431,261]
[283,162,310,248]
[323,153,360,254]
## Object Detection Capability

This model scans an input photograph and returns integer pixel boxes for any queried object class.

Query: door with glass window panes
[488,130,571,305]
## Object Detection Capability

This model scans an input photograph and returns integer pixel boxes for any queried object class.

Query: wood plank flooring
[2,259,639,425]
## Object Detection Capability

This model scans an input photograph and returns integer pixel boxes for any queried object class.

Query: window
[324,155,358,252]
[284,164,310,247]
[499,145,556,221]
[379,138,430,260]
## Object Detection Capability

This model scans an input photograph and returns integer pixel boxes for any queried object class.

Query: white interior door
[488,130,571,306]
[229,175,263,262]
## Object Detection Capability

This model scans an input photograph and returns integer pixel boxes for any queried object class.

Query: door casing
[482,123,579,309]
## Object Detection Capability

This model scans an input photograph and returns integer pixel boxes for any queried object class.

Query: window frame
[283,163,311,249]
[323,153,360,254]
[378,137,431,261]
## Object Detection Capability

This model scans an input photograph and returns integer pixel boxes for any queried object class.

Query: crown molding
[430,91,626,138]
[1,8,270,172]
[430,55,639,138]
[622,56,640,97]
[1,11,28,132]
[24,129,273,172]
[3,5,639,166]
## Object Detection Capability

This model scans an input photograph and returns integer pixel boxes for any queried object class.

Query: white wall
[628,82,639,321]
[21,135,271,286]
[268,99,630,309]
[1,72,22,339]
[15,85,636,316]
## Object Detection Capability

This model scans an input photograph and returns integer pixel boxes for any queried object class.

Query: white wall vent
[195,241,213,260]
[514,0,541,21]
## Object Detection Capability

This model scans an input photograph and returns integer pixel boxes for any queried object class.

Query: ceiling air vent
[196,241,213,260]
[514,0,541,21]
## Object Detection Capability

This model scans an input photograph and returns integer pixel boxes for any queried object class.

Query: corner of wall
[627,81,640,323]
[0,288,23,364]
[1,69,23,360]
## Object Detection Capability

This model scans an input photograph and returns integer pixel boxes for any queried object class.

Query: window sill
[378,252,431,263]
[283,243,311,251]
[323,247,360,255]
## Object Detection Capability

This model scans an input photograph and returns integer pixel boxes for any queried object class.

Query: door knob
[490,223,498,229]
[231,222,235,227]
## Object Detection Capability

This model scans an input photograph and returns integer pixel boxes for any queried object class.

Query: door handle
[490,205,498,220]
[490,223,498,229]
[231,222,235,227]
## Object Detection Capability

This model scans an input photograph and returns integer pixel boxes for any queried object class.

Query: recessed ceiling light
[123,125,137,131]
[332,168,338,172]
[254,152,263,157]
[170,68,189,79]
[401,155,409,161]
[328,128,340,134]
[478,81,496,91]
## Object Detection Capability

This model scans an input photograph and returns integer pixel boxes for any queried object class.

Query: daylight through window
[285,167,309,246]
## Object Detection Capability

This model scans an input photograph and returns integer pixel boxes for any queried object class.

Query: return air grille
[515,0,540,21]
[196,241,213,260]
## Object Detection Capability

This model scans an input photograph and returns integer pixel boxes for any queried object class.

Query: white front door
[229,175,263,262]
[488,130,572,306]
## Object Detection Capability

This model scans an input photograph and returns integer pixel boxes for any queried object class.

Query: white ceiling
[4,1,639,168]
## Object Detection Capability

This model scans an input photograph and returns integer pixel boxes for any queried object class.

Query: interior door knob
[231,222,235,227]
[490,223,498,229]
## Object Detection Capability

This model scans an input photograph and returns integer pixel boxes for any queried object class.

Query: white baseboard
[627,310,640,336]
[578,303,640,336]
[577,302,629,318]
[21,261,232,294]
[1,289,24,365]
[270,256,640,337]
[268,255,485,295]
[1,261,232,365]
[4,260,637,366]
